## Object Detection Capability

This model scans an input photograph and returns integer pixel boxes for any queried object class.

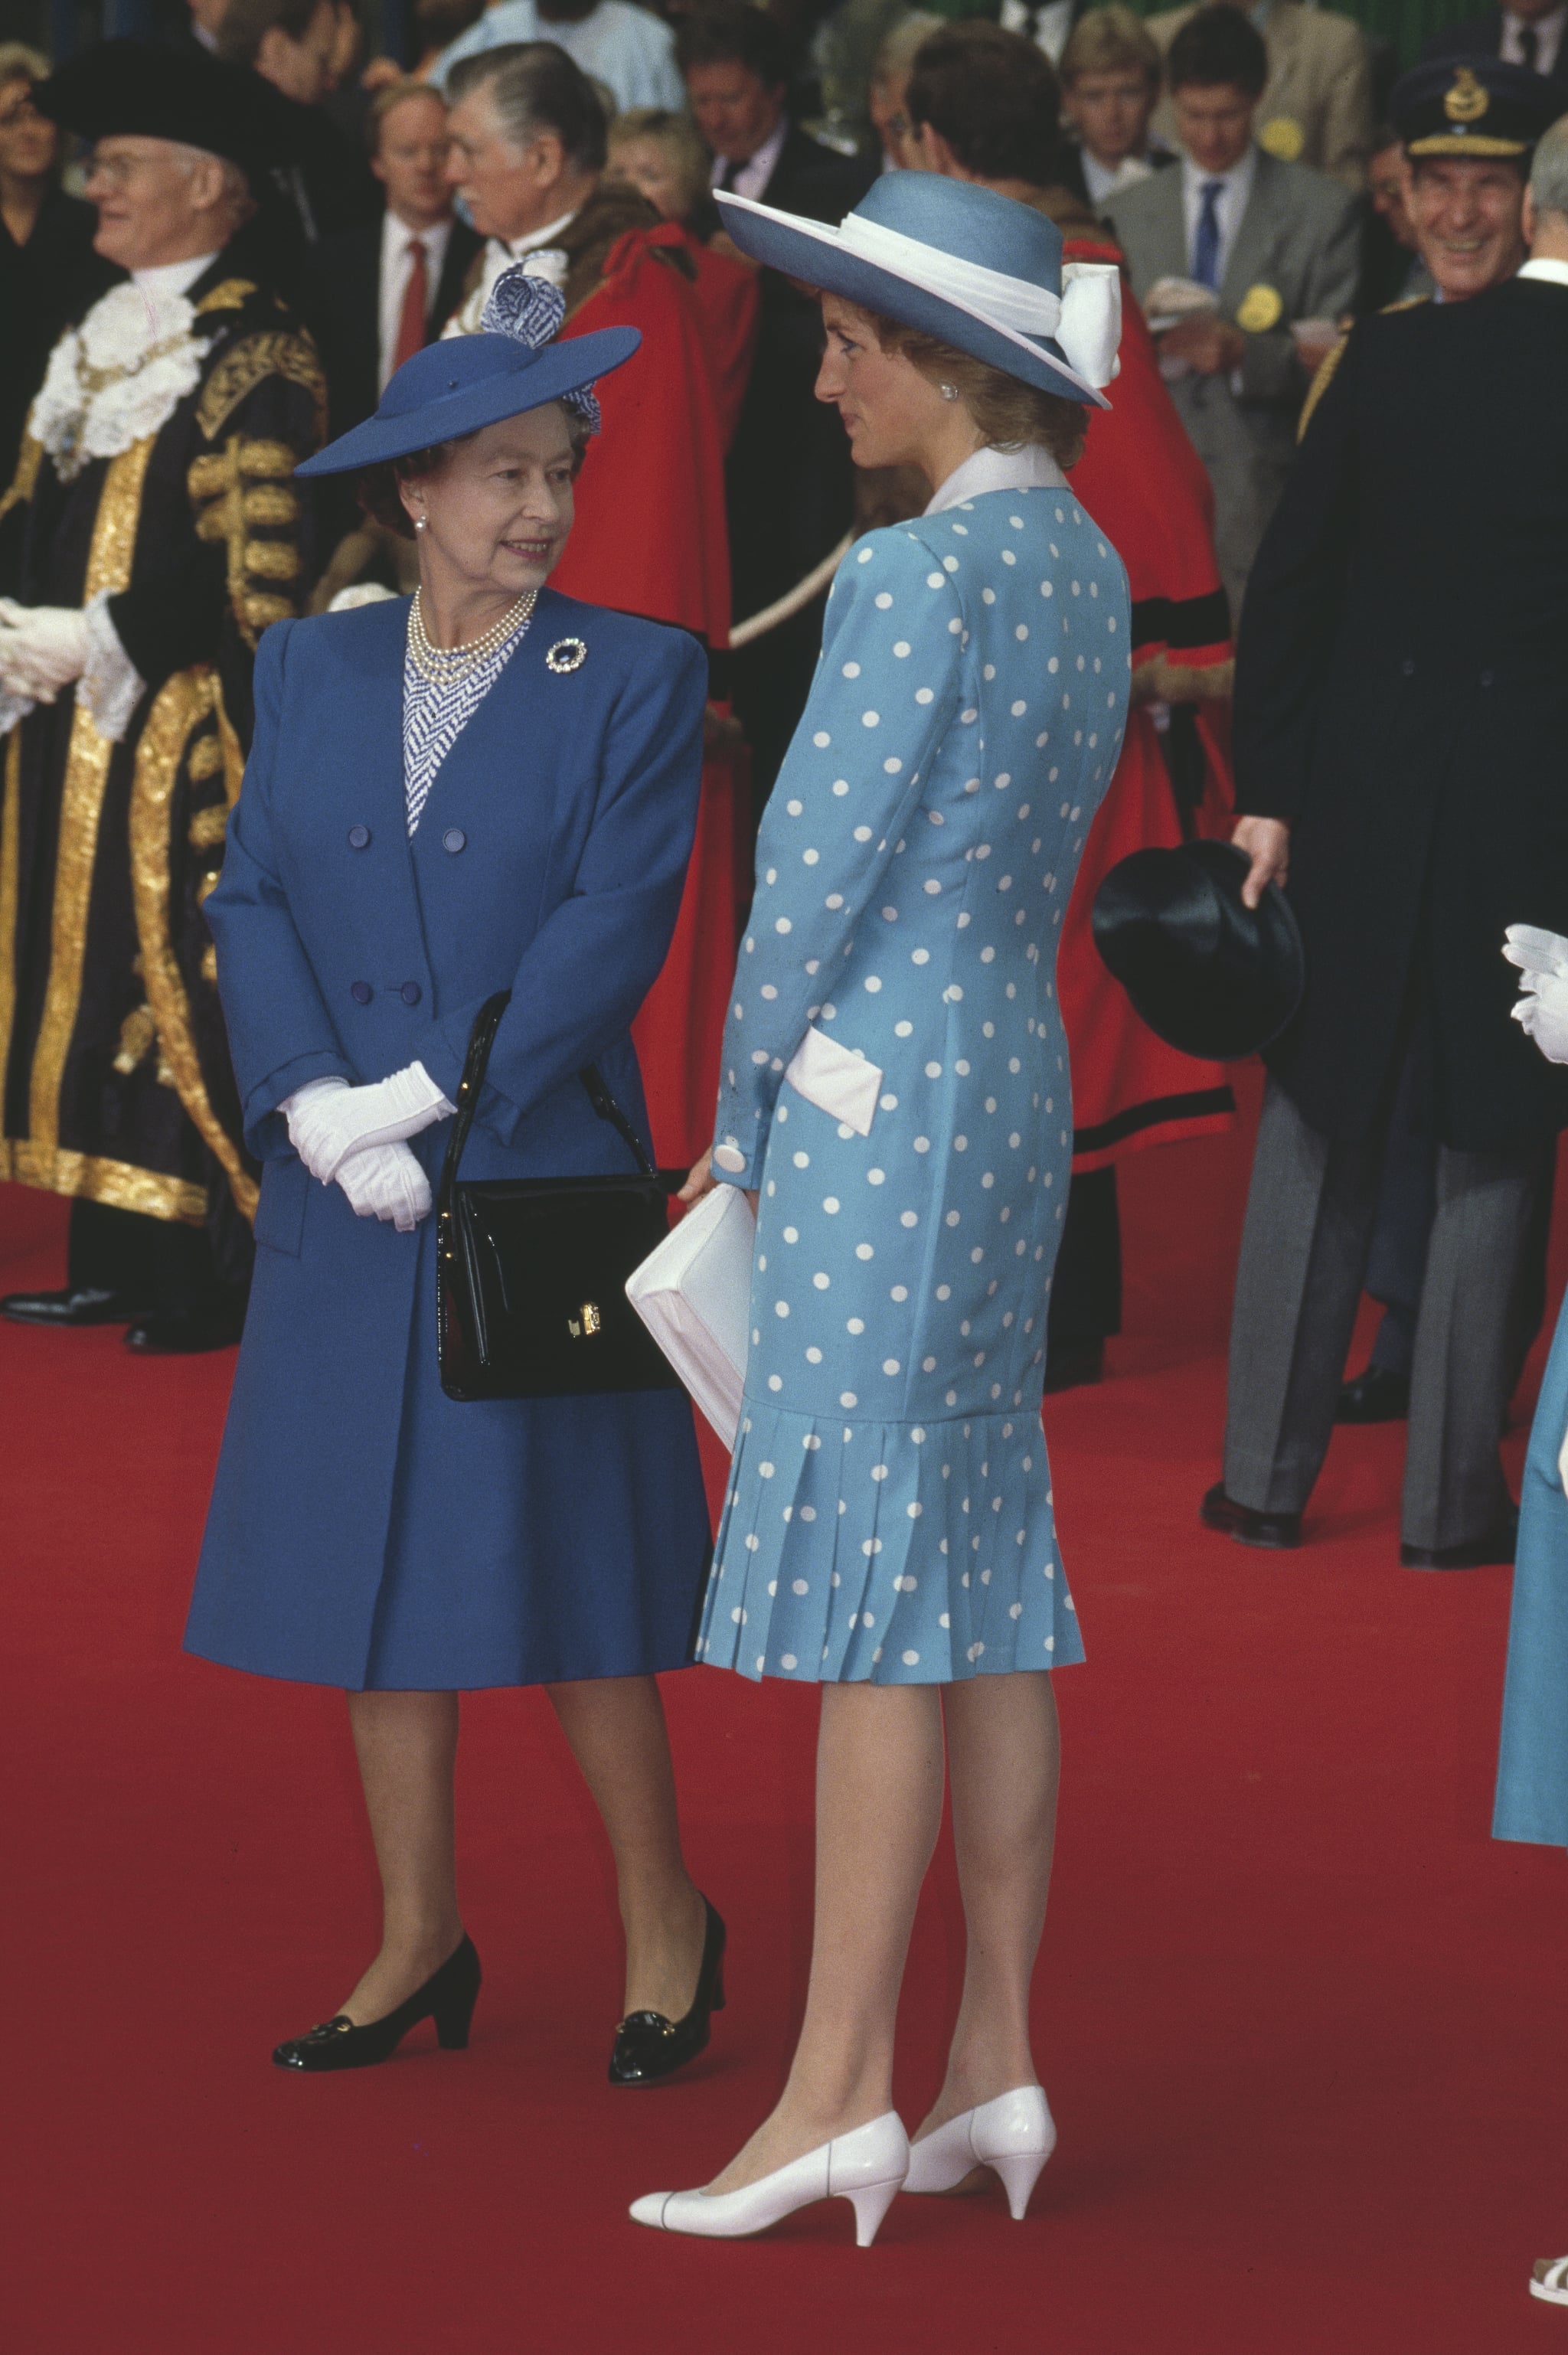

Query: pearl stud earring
[939,382,959,401]
[413,515,427,531]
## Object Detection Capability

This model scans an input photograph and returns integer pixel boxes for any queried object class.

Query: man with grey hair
[443,40,619,326]
[0,41,325,1353]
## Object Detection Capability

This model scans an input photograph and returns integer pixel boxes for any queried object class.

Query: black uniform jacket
[1233,274,1568,1153]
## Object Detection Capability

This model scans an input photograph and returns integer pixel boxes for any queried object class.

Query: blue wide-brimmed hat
[298,270,639,477]
[717,174,1119,409]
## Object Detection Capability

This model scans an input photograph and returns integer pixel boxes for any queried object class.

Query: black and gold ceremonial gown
[0,256,324,1236]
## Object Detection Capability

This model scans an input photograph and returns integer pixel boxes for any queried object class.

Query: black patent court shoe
[273,1934,481,2072]
[609,1898,726,2086]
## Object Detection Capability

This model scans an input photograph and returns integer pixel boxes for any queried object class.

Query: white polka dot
[861,710,880,728]
[812,731,830,747]
[902,1649,920,1667]
[842,661,861,678]
[893,639,910,657]
[883,1358,900,1375]
[875,591,893,609]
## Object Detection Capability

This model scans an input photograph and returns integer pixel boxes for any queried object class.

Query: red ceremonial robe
[679,231,760,451]
[555,224,740,1168]
[1058,235,1238,1173]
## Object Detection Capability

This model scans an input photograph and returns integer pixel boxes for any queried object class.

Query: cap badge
[1258,115,1305,162]
[1236,283,1284,334]
[1445,67,1489,123]
[545,637,588,674]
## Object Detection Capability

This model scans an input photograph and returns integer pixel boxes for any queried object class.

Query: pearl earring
[413,515,427,531]
[939,382,959,401]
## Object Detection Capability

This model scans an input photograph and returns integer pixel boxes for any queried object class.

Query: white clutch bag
[626,1183,755,1448]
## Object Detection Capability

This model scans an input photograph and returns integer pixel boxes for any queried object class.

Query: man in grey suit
[1106,5,1359,618]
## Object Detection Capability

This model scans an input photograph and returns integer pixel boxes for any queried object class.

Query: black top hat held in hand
[1091,841,1305,1063]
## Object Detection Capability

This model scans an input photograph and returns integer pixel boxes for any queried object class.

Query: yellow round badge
[1258,114,1305,162]
[1236,282,1284,333]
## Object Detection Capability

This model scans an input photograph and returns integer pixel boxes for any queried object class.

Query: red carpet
[3,1079,1565,2355]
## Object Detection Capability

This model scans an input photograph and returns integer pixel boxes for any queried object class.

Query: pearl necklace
[407,587,537,683]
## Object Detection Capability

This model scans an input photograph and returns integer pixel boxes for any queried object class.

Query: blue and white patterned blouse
[697,445,1130,1686]
[402,599,535,834]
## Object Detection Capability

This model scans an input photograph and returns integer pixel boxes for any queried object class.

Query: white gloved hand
[285,1060,453,1184]
[0,604,91,701]
[1504,924,1568,984]
[335,1139,433,1232]
[1511,977,1568,1066]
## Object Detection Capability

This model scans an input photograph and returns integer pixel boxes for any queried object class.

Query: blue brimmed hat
[297,270,639,478]
[716,174,1120,408]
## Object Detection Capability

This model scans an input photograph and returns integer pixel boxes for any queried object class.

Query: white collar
[131,253,219,301]
[506,205,579,256]
[711,115,788,189]
[1181,148,1256,199]
[924,442,1067,515]
[388,209,452,250]
[1519,256,1568,287]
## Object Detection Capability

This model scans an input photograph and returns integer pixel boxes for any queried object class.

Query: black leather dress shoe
[1043,1339,1105,1396]
[123,1303,246,1354]
[0,1285,149,1328]
[273,1935,481,2072]
[1401,1511,1517,1570]
[1336,1365,1411,1424]
[609,1897,726,2086]
[1200,1482,1302,1550]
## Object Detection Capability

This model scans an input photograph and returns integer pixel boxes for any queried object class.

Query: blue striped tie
[1193,178,1224,291]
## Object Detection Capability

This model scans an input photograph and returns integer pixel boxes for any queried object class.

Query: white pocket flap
[782,1024,884,1137]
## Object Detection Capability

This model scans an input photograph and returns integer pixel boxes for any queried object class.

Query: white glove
[335,1140,433,1232]
[0,603,91,702]
[1504,926,1568,1067]
[328,583,397,612]
[1504,924,1568,985]
[283,1060,454,1184]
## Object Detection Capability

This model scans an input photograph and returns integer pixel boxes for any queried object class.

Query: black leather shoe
[609,1897,726,2086]
[273,1934,481,2072]
[0,1285,149,1328]
[1336,1365,1411,1424]
[1401,1511,1517,1570]
[1200,1482,1302,1550]
[1044,1339,1105,1396]
[123,1303,246,1354]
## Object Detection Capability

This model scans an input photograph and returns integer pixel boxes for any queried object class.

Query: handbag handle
[437,990,665,1220]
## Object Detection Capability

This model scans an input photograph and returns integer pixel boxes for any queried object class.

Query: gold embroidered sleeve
[196,331,328,446]
[189,435,311,651]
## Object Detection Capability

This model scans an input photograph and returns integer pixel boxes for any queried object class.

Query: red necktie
[392,237,429,374]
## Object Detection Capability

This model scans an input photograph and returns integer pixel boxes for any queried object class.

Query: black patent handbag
[436,991,684,1402]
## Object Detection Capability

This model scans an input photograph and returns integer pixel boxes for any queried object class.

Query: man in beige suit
[1147,0,1374,189]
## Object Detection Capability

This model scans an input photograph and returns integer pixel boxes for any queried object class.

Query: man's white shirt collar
[925,443,1067,516]
[505,204,580,256]
[1501,4,1566,72]
[132,253,219,300]
[710,115,787,203]
[1180,147,1257,286]
[1519,256,1568,286]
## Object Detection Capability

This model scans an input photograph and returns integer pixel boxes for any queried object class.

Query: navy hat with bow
[297,270,639,479]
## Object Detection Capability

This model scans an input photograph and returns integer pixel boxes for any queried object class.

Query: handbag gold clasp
[567,1302,602,1339]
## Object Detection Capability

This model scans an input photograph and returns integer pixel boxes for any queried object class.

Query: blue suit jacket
[185,589,711,1690]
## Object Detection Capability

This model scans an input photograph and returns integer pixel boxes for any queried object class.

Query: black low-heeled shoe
[608,1897,726,2087]
[273,1933,481,2072]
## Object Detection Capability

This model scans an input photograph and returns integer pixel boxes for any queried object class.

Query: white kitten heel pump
[629,2112,910,2246]
[902,2086,1056,2219]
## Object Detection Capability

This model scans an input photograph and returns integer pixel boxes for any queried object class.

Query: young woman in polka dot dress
[633,175,1129,2243]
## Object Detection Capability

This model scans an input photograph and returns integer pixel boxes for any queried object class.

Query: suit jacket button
[443,828,466,854]
[348,824,371,848]
[1400,659,1416,677]
[400,981,423,1006]
[351,981,373,1004]
[1480,668,1495,687]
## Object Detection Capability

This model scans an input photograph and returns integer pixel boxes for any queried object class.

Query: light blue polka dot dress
[698,447,1130,1685]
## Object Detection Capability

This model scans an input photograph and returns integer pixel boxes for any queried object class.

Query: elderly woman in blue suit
[184,273,724,2086]
[631,177,1129,2242]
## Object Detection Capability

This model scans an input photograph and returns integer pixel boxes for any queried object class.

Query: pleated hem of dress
[697,1401,1084,1685]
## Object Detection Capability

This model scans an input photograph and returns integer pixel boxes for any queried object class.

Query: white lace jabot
[924,443,1067,516]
